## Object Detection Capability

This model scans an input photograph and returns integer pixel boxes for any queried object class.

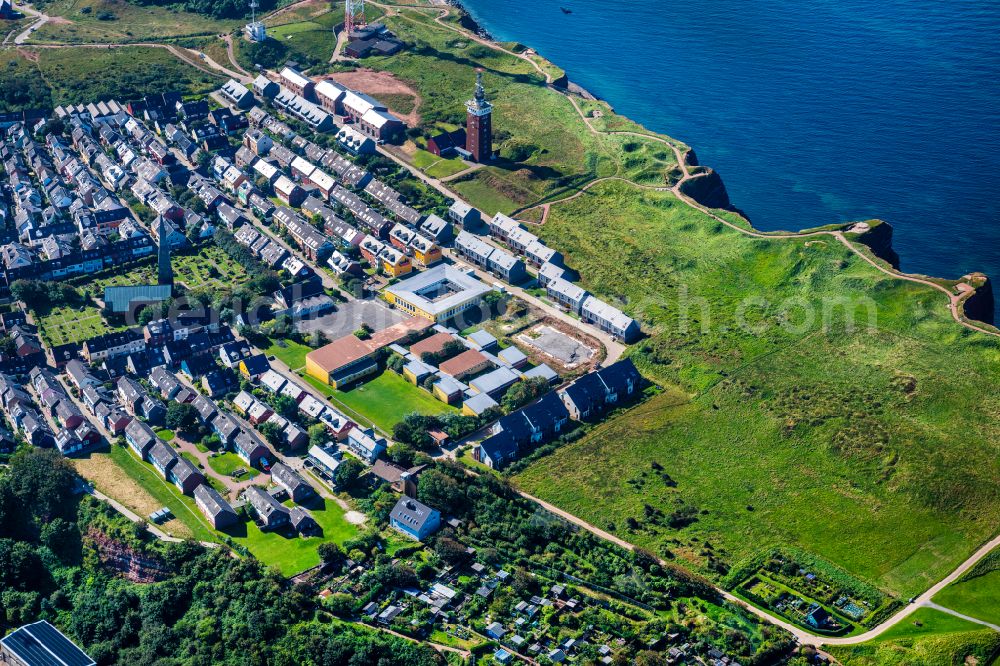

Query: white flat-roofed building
[384,264,492,323]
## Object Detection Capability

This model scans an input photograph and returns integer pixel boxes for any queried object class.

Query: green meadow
[511,180,1000,600]
[828,607,1000,666]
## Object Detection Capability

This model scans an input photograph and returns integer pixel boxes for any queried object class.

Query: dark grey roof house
[194,484,239,529]
[269,462,314,503]
[244,486,289,530]
[0,620,95,666]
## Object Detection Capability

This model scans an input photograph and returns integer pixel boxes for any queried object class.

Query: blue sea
[460,0,1000,317]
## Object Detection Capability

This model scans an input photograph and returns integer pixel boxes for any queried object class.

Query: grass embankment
[72,447,196,539]
[509,179,1000,601]
[827,608,1000,666]
[29,0,238,43]
[0,47,218,113]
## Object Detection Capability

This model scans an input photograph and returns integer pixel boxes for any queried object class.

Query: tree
[258,421,284,448]
[334,458,365,488]
[483,290,506,314]
[317,541,345,565]
[4,448,79,525]
[386,442,415,468]
[432,536,467,566]
[308,423,328,448]
[416,469,464,515]
[40,518,82,564]
[272,394,298,420]
[392,413,441,450]
[137,305,159,326]
[501,376,549,414]
[353,323,372,340]
[386,353,405,374]
[165,402,198,433]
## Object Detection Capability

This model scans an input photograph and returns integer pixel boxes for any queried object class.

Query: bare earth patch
[16,48,39,62]
[265,0,330,24]
[322,68,422,125]
[344,510,367,525]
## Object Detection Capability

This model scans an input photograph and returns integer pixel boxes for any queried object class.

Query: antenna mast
[345,0,366,38]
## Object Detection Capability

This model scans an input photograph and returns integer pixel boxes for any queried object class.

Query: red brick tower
[465,69,493,163]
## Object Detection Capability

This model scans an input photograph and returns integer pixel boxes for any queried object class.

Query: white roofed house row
[279,66,314,98]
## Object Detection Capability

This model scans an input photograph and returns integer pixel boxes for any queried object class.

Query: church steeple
[157,216,174,288]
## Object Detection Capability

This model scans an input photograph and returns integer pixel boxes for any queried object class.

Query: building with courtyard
[383,265,491,324]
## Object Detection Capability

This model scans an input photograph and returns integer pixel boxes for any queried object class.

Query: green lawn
[933,553,1000,625]
[206,451,258,479]
[35,303,120,346]
[109,445,356,575]
[411,148,439,170]
[156,429,175,442]
[827,607,1000,666]
[425,156,469,179]
[409,148,468,180]
[321,370,457,434]
[223,497,359,575]
[266,338,315,371]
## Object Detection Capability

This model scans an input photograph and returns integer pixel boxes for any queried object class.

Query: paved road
[923,602,1000,633]
[12,2,49,44]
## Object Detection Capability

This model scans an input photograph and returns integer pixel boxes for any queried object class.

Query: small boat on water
[560,6,572,14]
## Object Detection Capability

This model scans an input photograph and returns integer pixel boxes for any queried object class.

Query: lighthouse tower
[465,69,492,163]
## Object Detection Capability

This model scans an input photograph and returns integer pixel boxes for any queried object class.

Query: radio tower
[245,0,265,42]
[345,0,365,37]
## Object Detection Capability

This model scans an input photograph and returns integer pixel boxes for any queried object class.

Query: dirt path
[222,34,252,79]
[22,41,241,81]
[922,602,1000,633]
[172,436,256,498]
[371,4,1000,647]
[439,163,483,182]
[544,81,1000,340]
[520,485,1000,646]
